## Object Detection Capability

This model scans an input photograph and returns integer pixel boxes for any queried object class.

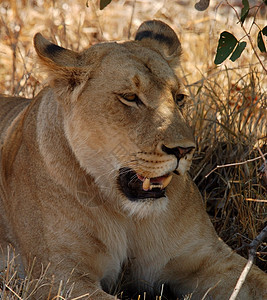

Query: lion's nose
[161,144,195,159]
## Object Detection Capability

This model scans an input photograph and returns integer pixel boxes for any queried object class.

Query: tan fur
[0,20,266,299]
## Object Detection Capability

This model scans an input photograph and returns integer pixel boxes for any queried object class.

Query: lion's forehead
[90,42,177,87]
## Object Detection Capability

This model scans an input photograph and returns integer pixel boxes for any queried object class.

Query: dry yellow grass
[0,0,266,299]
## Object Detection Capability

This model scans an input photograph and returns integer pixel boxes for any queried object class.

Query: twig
[5,284,23,300]
[201,280,220,300]
[245,198,267,203]
[86,0,104,40]
[225,0,267,74]
[205,153,267,178]
[249,225,267,256]
[257,146,267,176]
[229,225,267,300]
[185,62,265,88]
[229,254,254,300]
[127,0,136,39]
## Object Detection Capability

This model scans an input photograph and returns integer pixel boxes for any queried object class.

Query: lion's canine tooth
[162,174,173,189]
[143,178,150,191]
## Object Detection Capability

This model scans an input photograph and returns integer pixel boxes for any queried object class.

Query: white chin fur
[121,196,168,219]
[177,157,191,175]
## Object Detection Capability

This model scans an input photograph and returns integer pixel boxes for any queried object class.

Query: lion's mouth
[118,168,173,201]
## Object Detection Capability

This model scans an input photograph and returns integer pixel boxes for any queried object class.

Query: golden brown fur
[0,20,266,299]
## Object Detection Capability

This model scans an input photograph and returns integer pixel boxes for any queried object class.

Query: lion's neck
[36,89,104,208]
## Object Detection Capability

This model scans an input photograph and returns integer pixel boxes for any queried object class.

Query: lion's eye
[123,94,137,101]
[174,93,186,107]
[118,93,142,107]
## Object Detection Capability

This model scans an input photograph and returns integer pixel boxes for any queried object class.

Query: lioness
[0,20,266,299]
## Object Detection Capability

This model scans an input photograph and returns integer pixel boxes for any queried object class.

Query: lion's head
[34,20,196,217]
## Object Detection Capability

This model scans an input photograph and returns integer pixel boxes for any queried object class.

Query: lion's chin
[121,195,169,219]
[118,168,172,202]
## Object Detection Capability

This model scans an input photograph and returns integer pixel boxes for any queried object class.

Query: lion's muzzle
[118,168,170,201]
[118,145,195,201]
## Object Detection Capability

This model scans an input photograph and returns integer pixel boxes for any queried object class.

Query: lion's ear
[135,20,182,69]
[33,33,87,97]
[34,33,79,67]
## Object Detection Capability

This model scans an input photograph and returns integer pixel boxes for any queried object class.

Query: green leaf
[100,0,112,10]
[257,30,266,53]
[240,0,249,24]
[214,31,238,65]
[230,41,247,61]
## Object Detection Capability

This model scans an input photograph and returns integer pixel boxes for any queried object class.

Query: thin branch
[250,226,267,252]
[240,26,267,74]
[5,284,23,300]
[257,147,267,176]
[248,4,262,34]
[229,254,254,300]
[225,0,267,74]
[205,153,267,178]
[245,198,267,203]
[127,0,136,39]
[229,225,267,300]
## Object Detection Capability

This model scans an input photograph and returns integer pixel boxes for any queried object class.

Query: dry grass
[0,0,266,299]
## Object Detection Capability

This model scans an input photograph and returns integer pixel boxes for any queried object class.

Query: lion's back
[0,95,31,256]
[0,95,31,145]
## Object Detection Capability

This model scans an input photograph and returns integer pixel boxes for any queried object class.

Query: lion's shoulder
[0,96,32,182]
